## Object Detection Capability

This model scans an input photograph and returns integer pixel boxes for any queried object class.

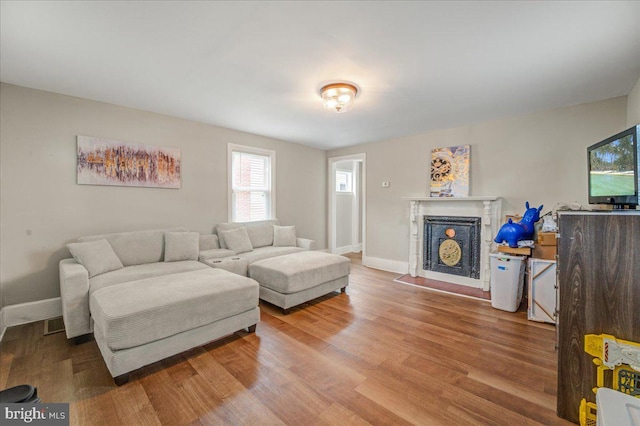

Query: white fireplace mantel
[404,196,502,291]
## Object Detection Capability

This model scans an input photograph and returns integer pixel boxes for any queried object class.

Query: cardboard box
[537,232,557,246]
[497,246,531,256]
[533,244,556,260]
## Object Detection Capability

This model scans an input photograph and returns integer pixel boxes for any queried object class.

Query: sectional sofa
[59,221,347,384]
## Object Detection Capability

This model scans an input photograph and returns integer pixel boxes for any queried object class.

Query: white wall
[628,76,640,126]
[327,97,628,265]
[0,83,327,308]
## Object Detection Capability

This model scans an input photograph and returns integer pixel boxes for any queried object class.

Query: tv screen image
[589,134,635,197]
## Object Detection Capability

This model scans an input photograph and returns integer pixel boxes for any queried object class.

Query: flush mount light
[319,82,359,113]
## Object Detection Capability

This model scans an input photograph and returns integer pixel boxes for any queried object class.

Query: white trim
[351,161,360,251]
[334,245,354,255]
[227,143,276,222]
[362,255,408,274]
[328,153,366,257]
[0,297,62,341]
[352,243,362,253]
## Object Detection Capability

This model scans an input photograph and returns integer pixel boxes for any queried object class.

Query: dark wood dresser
[556,211,640,423]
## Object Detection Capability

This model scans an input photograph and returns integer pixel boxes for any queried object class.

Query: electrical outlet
[382,181,390,188]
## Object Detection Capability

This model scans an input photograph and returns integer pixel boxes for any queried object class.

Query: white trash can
[490,253,526,312]
[596,388,640,426]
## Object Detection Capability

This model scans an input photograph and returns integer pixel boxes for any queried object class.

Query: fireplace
[423,216,481,279]
[405,196,501,291]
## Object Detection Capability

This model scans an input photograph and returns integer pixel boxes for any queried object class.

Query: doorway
[328,154,366,256]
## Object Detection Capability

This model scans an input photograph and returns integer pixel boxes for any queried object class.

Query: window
[336,170,353,193]
[228,144,275,222]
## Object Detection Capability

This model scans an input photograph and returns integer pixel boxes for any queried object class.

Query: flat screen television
[587,125,640,209]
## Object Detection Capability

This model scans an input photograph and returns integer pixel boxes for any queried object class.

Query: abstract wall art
[77,136,181,189]
[430,145,470,197]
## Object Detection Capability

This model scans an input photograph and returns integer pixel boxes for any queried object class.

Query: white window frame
[228,143,276,222]
[336,170,353,193]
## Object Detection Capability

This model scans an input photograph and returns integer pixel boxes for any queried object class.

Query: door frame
[328,153,366,256]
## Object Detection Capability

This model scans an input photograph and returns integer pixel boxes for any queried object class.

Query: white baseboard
[352,243,362,253]
[362,256,409,274]
[334,245,354,255]
[0,297,62,341]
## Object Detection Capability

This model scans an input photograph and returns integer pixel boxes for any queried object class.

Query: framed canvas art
[430,145,470,197]
[77,136,181,189]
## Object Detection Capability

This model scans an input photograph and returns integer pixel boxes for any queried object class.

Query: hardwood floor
[1,253,573,425]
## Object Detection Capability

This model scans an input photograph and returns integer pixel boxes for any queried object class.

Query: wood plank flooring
[0,253,573,425]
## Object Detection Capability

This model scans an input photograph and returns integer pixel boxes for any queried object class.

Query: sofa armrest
[59,258,92,339]
[296,238,316,250]
[198,248,237,262]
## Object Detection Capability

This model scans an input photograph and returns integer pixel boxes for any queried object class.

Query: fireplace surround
[404,196,501,291]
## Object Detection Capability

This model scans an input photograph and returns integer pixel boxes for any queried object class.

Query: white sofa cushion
[164,232,199,262]
[231,246,304,264]
[67,239,124,278]
[79,228,188,266]
[90,268,259,351]
[199,234,219,251]
[89,261,207,294]
[220,227,253,254]
[217,219,279,249]
[198,248,236,262]
[273,225,297,247]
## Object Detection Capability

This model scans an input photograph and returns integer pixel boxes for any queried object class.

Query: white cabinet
[527,258,557,324]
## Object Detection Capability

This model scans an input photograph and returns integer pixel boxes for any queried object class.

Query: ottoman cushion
[90,268,259,351]
[250,251,350,294]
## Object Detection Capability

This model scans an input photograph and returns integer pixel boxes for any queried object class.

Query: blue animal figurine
[494,202,543,248]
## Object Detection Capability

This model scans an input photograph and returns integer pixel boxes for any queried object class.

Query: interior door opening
[328,154,366,256]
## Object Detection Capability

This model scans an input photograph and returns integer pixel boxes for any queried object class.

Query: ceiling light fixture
[319,82,359,113]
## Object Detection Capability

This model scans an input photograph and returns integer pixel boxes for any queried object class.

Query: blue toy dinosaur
[494,202,543,248]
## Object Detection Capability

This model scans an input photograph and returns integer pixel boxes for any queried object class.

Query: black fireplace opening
[423,216,481,279]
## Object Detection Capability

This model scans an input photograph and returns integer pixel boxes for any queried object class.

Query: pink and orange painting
[77,136,181,189]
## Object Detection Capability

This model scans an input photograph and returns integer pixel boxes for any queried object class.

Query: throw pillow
[219,227,253,254]
[199,234,219,251]
[164,232,199,262]
[273,225,297,247]
[67,239,124,278]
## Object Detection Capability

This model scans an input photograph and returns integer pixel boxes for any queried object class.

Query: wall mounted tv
[587,125,640,209]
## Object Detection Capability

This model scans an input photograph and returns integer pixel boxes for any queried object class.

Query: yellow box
[497,246,531,256]
[533,244,556,260]
[537,232,557,246]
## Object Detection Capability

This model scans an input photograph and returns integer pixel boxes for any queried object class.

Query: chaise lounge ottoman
[249,251,350,314]
[90,268,259,384]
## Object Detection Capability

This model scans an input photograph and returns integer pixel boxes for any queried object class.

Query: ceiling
[2,1,639,150]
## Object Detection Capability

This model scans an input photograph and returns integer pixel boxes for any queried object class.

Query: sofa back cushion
[219,227,254,254]
[78,227,188,266]
[199,234,219,251]
[67,239,124,278]
[164,232,200,262]
[216,219,279,249]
